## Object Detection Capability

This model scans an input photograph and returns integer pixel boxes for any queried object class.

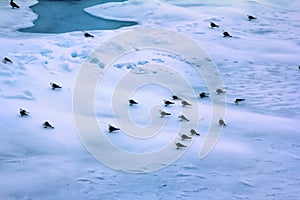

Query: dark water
[20,0,138,33]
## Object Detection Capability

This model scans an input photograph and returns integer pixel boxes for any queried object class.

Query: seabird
[159,110,171,118]
[164,100,175,107]
[181,133,192,140]
[234,98,245,105]
[248,15,257,21]
[172,95,181,100]
[50,82,62,90]
[43,121,54,129]
[216,88,226,95]
[199,92,209,98]
[223,31,232,37]
[3,57,13,64]
[129,99,138,106]
[210,22,219,28]
[175,142,187,149]
[10,0,19,9]
[219,119,226,126]
[178,114,189,121]
[108,124,120,133]
[19,108,29,117]
[181,100,191,107]
[190,129,200,136]
[84,32,94,38]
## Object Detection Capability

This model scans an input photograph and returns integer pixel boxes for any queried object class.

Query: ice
[0,0,300,199]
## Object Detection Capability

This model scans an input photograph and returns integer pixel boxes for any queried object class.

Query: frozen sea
[20,0,138,33]
[0,0,299,199]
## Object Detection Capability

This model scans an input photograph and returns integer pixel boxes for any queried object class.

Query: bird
[216,88,226,95]
[172,95,181,100]
[19,108,29,117]
[84,32,94,38]
[248,15,257,21]
[164,100,175,107]
[298,65,300,70]
[175,142,187,149]
[234,98,245,105]
[181,133,192,140]
[50,82,62,90]
[43,121,54,129]
[178,114,189,121]
[129,99,138,106]
[181,100,191,107]
[210,22,219,28]
[199,92,209,98]
[219,119,226,126]
[223,31,232,37]
[159,110,171,118]
[10,0,19,9]
[190,129,200,136]
[3,57,13,64]
[108,124,120,133]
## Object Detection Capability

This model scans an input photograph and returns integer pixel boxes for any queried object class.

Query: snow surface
[0,0,300,199]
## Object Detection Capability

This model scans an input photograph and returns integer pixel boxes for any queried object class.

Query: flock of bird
[6,0,65,128]
[3,50,242,149]
[3,1,263,150]
[17,82,62,129]
[210,15,257,37]
[109,90,230,150]
[4,0,94,130]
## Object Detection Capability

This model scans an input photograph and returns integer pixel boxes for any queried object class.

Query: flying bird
[43,121,54,129]
[172,95,181,100]
[199,92,209,98]
[178,114,189,121]
[216,88,226,95]
[248,15,257,21]
[129,99,138,106]
[164,100,175,107]
[3,57,13,64]
[108,124,120,133]
[234,98,245,105]
[181,100,191,107]
[84,32,94,38]
[223,31,232,37]
[159,110,171,118]
[175,142,187,149]
[190,129,200,136]
[10,0,19,9]
[19,108,29,117]
[219,119,226,126]
[50,82,62,90]
[210,22,219,28]
[181,133,192,140]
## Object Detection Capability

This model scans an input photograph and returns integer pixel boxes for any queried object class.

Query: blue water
[20,0,138,33]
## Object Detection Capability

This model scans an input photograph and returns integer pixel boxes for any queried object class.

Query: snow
[0,0,300,199]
